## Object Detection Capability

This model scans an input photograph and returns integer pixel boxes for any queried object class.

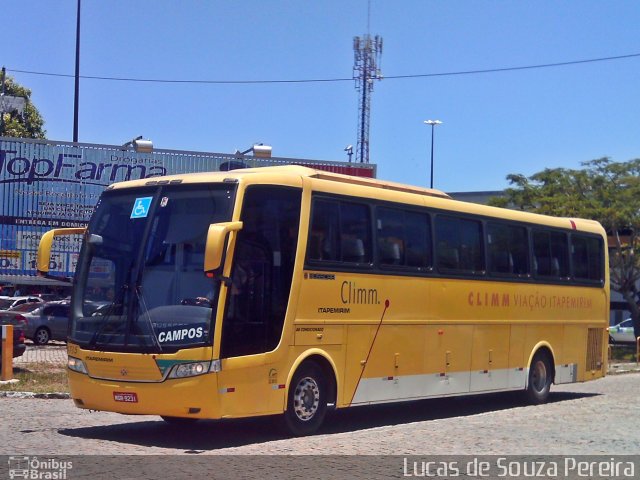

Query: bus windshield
[71,183,236,353]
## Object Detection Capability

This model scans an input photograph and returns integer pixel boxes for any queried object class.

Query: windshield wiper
[88,283,128,348]
[135,285,163,353]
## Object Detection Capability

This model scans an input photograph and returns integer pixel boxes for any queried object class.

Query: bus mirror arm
[204,221,244,273]
[37,227,87,275]
[210,273,232,287]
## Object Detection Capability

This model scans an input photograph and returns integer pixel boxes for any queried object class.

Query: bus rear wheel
[283,362,328,436]
[525,351,553,404]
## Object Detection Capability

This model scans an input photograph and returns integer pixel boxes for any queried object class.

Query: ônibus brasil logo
[8,456,72,479]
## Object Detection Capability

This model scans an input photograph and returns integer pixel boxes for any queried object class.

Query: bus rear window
[571,234,603,282]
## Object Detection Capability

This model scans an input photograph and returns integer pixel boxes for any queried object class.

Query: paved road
[1,372,639,456]
[14,341,67,366]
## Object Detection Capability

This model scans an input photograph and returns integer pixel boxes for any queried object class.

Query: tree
[0,74,46,139]
[490,157,640,338]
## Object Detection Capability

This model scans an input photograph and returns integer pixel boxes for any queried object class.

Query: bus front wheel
[525,351,553,404]
[283,362,328,436]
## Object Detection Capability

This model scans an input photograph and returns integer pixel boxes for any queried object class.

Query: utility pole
[1,66,6,135]
[73,0,81,142]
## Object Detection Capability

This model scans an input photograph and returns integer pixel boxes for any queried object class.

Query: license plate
[113,391,138,403]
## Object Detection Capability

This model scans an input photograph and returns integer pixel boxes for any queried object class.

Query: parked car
[0,302,42,323]
[90,302,116,317]
[0,296,43,311]
[18,300,107,345]
[3,302,44,314]
[0,320,27,362]
[34,293,64,302]
[608,318,638,344]
[20,301,71,345]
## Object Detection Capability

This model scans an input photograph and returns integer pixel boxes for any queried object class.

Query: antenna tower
[352,34,382,164]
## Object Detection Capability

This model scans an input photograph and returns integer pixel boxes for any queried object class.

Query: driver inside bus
[195,260,248,308]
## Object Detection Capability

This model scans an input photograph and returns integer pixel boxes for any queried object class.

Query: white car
[608,318,638,344]
[0,295,43,311]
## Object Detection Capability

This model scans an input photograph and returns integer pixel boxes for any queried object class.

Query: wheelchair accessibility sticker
[131,197,153,219]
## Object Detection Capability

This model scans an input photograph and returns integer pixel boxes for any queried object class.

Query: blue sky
[3,0,639,192]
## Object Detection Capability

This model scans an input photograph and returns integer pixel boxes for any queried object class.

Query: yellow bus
[38,165,608,435]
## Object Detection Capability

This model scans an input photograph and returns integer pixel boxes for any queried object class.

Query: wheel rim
[293,376,320,421]
[531,359,547,392]
[36,329,49,344]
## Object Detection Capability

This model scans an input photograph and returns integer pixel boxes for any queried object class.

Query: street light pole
[73,0,81,143]
[423,119,442,189]
[1,66,6,136]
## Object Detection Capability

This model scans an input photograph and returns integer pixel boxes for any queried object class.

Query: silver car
[21,301,71,345]
[0,296,43,311]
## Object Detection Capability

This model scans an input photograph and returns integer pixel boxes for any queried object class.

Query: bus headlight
[168,361,211,379]
[68,356,88,375]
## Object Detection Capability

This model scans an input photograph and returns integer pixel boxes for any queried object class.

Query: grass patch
[0,363,69,393]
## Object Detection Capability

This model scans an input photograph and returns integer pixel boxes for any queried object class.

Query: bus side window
[436,215,484,274]
[308,198,372,265]
[377,207,405,266]
[436,216,460,271]
[308,200,339,262]
[438,243,460,270]
[550,232,569,277]
[533,230,569,279]
[379,238,402,265]
[341,237,366,263]
[488,223,529,276]
[405,211,431,269]
[308,233,324,261]
[339,202,371,264]
[377,206,433,269]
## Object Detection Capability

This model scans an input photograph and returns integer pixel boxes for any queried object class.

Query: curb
[608,367,640,375]
[0,391,70,399]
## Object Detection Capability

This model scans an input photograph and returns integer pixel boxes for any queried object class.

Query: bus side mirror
[37,227,87,275]
[204,221,243,273]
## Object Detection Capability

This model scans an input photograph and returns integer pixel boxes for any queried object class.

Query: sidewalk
[608,361,640,374]
[13,341,67,367]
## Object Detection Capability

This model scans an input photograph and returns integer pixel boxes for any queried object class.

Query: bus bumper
[68,370,221,419]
